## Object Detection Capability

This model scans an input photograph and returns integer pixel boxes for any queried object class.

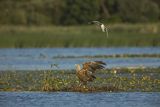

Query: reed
[0,23,160,48]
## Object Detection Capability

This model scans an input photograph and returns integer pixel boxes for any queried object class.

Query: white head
[75,64,81,72]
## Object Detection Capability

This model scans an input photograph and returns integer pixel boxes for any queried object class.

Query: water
[0,47,160,71]
[0,48,160,107]
[0,92,160,107]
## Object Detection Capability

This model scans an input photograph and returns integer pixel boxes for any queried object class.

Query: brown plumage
[75,61,106,85]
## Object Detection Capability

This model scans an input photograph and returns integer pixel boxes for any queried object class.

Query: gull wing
[91,21,102,26]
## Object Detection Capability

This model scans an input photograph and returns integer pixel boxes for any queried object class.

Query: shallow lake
[0,47,160,71]
[0,92,160,107]
[0,48,160,107]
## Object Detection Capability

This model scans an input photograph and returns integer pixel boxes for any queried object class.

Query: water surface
[0,47,160,71]
[0,92,160,107]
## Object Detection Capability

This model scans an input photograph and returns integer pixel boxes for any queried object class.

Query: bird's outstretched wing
[90,21,102,26]
[82,61,106,73]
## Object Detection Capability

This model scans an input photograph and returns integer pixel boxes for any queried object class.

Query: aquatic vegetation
[0,23,160,48]
[0,68,160,92]
[53,54,160,59]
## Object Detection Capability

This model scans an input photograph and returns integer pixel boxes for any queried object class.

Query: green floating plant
[0,68,160,92]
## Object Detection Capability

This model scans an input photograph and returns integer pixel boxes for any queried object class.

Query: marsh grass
[0,68,160,92]
[0,23,160,48]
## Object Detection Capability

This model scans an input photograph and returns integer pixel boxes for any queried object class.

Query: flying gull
[89,21,109,37]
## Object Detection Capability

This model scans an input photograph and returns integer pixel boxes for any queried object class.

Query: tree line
[0,0,159,25]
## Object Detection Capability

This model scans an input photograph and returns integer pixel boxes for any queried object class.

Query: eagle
[89,21,109,37]
[75,61,106,86]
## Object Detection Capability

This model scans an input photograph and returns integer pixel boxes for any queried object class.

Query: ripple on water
[0,47,160,71]
[0,92,160,107]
